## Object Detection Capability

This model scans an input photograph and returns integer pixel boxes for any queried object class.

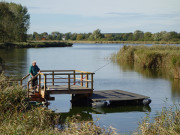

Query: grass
[112,45,180,79]
[135,104,180,135]
[0,41,73,48]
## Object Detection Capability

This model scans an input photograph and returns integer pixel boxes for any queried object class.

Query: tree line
[0,2,30,43]
[28,29,180,42]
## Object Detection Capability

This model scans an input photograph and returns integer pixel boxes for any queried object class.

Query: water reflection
[116,61,180,100]
[0,48,28,78]
[56,105,151,125]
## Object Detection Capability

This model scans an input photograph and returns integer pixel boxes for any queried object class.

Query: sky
[3,0,180,34]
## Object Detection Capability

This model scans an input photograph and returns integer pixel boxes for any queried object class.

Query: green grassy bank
[0,74,179,134]
[112,45,180,79]
[0,42,73,48]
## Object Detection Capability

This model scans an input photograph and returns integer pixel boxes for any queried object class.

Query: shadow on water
[116,61,180,100]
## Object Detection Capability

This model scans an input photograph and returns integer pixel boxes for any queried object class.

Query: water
[0,43,180,134]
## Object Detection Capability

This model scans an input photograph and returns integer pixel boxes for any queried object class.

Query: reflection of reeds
[0,74,117,135]
[135,104,180,135]
[112,45,180,79]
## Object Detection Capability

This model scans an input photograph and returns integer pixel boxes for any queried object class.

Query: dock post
[39,74,41,94]
[68,74,70,90]
[73,70,76,85]
[52,71,54,86]
[86,74,89,88]
[44,74,47,98]
[81,73,83,86]
[91,74,93,90]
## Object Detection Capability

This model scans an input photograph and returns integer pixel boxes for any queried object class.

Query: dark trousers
[31,77,38,89]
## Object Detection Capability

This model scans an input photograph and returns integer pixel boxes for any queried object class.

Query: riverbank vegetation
[136,104,180,135]
[112,45,180,79]
[0,74,116,134]
[0,42,72,48]
[28,29,180,44]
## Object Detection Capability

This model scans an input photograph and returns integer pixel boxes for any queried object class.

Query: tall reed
[112,45,180,78]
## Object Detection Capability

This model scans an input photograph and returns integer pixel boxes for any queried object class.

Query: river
[0,43,180,134]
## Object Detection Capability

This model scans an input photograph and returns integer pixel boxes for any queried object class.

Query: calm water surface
[0,43,180,134]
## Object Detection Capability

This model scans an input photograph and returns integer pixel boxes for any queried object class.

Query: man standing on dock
[29,61,40,90]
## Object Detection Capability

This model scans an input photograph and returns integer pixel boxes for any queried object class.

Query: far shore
[0,41,73,48]
[31,40,180,44]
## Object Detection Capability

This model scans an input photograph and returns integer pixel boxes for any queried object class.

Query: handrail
[25,70,94,99]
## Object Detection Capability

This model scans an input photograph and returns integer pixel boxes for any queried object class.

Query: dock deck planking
[92,90,149,102]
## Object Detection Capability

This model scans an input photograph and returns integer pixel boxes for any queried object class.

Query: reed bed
[112,45,180,79]
[135,104,180,135]
[0,74,117,135]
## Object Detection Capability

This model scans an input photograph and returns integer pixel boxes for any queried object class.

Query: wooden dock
[15,70,151,106]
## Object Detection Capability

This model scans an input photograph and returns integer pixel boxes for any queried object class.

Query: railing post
[81,73,83,86]
[68,74,70,90]
[52,71,54,86]
[39,74,41,94]
[86,74,89,88]
[73,70,76,85]
[91,73,93,90]
[44,74,47,93]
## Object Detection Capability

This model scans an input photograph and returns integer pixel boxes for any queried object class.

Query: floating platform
[91,90,151,106]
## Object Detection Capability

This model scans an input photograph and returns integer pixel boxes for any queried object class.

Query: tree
[144,32,152,41]
[0,2,30,42]
[133,30,144,41]
[76,34,84,40]
[89,29,102,40]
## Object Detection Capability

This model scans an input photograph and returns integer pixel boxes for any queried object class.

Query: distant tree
[33,32,39,40]
[133,30,144,41]
[89,29,102,40]
[76,34,84,40]
[152,32,161,41]
[144,32,152,41]
[65,32,71,40]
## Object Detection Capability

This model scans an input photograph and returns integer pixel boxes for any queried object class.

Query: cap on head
[32,61,36,64]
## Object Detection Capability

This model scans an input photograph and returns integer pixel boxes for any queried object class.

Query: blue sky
[4,0,180,34]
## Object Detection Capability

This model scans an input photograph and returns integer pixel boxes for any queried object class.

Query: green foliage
[28,29,180,43]
[0,2,30,43]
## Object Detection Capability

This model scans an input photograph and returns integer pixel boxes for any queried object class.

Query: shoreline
[0,42,73,48]
[64,40,180,44]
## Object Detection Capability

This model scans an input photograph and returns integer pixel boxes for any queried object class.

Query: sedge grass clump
[135,104,180,135]
[0,74,28,113]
